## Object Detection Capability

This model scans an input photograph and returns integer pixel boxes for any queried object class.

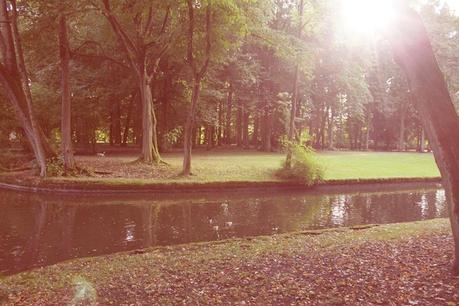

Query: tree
[182,0,212,175]
[0,0,54,176]
[58,10,76,172]
[286,0,304,167]
[390,3,459,273]
[94,0,176,164]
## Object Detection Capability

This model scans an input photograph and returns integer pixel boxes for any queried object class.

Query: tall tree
[182,0,212,175]
[390,3,459,273]
[286,0,304,167]
[58,10,76,172]
[95,0,175,164]
[0,0,53,176]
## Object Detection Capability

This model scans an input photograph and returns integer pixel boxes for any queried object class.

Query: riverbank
[0,151,441,193]
[1,219,457,305]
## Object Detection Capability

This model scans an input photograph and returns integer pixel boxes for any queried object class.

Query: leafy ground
[1,219,457,305]
[56,150,440,184]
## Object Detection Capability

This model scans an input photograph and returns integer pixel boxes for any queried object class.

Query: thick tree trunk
[59,14,76,172]
[390,6,459,273]
[139,70,161,163]
[183,80,201,175]
[0,0,50,176]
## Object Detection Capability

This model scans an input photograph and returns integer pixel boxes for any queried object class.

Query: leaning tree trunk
[390,5,459,273]
[59,14,76,173]
[0,0,51,176]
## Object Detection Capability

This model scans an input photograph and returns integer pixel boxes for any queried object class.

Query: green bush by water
[276,142,324,186]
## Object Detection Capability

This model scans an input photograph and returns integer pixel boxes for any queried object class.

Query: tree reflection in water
[0,186,447,275]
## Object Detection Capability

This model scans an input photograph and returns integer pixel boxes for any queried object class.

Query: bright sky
[341,0,458,39]
[443,0,459,14]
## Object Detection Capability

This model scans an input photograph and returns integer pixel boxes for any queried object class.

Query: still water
[0,186,448,275]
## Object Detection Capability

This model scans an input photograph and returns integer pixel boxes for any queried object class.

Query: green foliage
[276,139,324,186]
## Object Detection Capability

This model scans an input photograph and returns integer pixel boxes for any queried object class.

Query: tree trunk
[122,96,135,145]
[261,112,272,152]
[286,0,304,166]
[183,80,201,175]
[242,112,249,148]
[110,100,122,145]
[252,115,259,146]
[59,14,76,173]
[328,109,334,150]
[390,6,459,273]
[0,0,50,176]
[217,99,223,145]
[236,105,242,147]
[398,103,406,151]
[420,128,426,152]
[225,82,233,145]
[139,70,161,163]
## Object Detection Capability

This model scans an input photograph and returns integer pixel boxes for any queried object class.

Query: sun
[341,0,396,37]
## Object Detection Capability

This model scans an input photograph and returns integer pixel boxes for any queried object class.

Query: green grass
[39,150,441,185]
[319,151,440,180]
[161,151,440,181]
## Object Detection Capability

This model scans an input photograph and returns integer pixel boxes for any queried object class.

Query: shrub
[276,141,324,186]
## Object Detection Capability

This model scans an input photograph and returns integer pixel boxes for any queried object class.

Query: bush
[276,141,324,186]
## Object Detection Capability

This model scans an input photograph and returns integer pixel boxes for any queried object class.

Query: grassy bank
[59,151,440,183]
[1,219,456,305]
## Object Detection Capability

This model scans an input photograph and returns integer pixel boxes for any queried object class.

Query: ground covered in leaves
[1,219,458,305]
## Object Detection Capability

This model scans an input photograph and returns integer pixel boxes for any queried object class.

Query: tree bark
[100,1,164,164]
[242,112,250,148]
[59,14,76,172]
[252,115,259,146]
[419,128,426,152]
[236,104,242,147]
[0,0,51,176]
[286,0,304,167]
[182,81,201,175]
[390,5,459,273]
[225,82,233,144]
[136,68,160,163]
[182,0,211,175]
[328,108,334,150]
[398,102,406,151]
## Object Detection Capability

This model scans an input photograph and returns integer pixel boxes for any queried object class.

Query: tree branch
[71,40,130,70]
[100,0,140,72]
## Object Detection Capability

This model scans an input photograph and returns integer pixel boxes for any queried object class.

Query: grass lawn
[62,150,440,184]
[1,219,457,305]
[319,151,440,180]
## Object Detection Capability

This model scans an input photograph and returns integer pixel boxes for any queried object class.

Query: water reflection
[0,187,447,275]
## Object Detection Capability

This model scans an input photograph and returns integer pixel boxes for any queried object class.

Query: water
[0,185,448,275]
